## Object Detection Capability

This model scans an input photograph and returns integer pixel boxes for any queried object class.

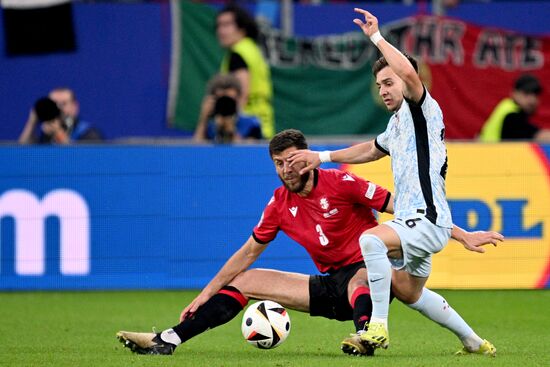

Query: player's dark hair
[372,53,418,77]
[269,129,308,157]
[218,4,259,41]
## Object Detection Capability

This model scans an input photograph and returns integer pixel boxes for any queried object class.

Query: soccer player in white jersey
[287,8,497,357]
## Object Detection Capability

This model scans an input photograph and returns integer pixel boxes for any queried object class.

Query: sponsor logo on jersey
[342,174,355,182]
[365,182,377,199]
[323,208,339,218]
[289,206,298,217]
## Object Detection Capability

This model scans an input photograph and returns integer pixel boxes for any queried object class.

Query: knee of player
[348,277,368,295]
[359,234,387,255]
[394,289,417,305]
[228,269,255,294]
[391,284,422,304]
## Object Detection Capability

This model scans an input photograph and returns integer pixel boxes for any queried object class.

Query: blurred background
[1,0,549,141]
[1,0,549,291]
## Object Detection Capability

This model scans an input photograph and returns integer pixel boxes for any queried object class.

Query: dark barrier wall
[1,144,549,290]
[0,1,549,140]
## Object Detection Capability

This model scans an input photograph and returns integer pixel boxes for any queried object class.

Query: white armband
[370,31,384,46]
[319,151,332,163]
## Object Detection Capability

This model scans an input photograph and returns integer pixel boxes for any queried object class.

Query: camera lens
[214,96,237,116]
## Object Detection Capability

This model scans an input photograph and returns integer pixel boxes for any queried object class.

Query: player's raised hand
[287,149,321,175]
[461,230,504,253]
[353,8,379,37]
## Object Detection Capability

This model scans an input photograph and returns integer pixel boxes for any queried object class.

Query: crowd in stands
[16,3,547,145]
[193,5,273,143]
[480,74,550,143]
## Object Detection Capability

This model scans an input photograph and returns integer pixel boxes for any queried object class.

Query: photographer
[19,97,69,145]
[193,74,263,143]
[18,87,102,144]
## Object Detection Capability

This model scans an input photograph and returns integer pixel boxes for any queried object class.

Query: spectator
[18,87,103,144]
[194,74,262,143]
[479,74,550,142]
[213,4,274,139]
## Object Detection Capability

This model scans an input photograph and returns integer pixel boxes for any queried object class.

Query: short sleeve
[252,195,280,244]
[375,132,390,156]
[343,172,391,213]
[228,52,248,72]
[501,113,539,140]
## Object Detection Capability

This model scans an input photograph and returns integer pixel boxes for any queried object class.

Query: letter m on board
[0,189,90,275]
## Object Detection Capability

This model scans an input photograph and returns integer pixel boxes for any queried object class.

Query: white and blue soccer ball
[241,300,291,349]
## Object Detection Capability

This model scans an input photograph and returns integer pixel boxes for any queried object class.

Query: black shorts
[309,261,366,321]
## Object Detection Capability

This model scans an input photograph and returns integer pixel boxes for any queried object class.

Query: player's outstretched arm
[180,236,267,321]
[287,140,386,175]
[380,196,502,253]
[451,225,504,253]
[353,7,423,102]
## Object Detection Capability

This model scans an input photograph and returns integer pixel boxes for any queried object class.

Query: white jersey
[375,87,452,228]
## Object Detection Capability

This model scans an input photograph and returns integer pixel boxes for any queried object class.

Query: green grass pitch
[1,290,549,366]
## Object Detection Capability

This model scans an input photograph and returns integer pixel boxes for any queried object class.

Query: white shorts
[383,214,451,278]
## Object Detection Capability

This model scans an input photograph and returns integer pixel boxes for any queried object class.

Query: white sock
[407,288,483,350]
[160,328,182,346]
[359,234,391,323]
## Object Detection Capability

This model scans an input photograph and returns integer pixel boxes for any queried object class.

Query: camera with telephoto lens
[213,95,237,117]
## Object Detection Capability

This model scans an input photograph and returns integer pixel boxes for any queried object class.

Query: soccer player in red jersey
[117,129,502,356]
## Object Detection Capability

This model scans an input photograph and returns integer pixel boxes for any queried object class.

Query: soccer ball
[241,300,291,349]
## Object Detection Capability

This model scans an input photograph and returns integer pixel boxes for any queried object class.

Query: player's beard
[280,171,310,193]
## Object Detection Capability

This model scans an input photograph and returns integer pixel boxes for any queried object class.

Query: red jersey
[253,169,390,273]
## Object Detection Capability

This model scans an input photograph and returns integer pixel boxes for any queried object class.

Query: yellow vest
[479,98,520,142]
[221,37,275,139]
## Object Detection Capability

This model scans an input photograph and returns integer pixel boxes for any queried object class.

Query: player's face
[376,66,405,112]
[216,12,245,48]
[272,147,310,193]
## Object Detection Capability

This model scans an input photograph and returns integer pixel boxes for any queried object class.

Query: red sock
[350,286,372,331]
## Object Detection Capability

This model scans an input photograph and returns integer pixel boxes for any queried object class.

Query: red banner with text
[386,16,550,139]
